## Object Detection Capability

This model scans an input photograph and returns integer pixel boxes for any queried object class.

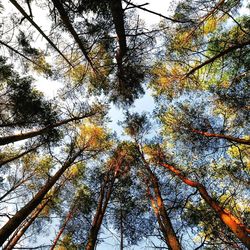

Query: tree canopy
[0,0,249,249]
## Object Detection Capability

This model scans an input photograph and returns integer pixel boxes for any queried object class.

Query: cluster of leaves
[0,0,249,249]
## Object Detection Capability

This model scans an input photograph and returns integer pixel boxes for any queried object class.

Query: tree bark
[144,168,181,250]
[0,149,82,246]
[3,173,73,249]
[3,198,50,250]
[50,206,77,250]
[0,114,94,146]
[85,158,122,250]
[159,162,250,248]
[110,0,127,64]
[50,0,94,70]
[85,182,109,250]
[120,208,124,250]
[191,128,250,145]
[138,146,181,250]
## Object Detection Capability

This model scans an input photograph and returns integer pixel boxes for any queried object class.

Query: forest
[0,0,249,249]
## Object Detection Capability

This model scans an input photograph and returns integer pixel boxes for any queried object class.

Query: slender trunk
[85,180,114,250]
[191,129,250,145]
[159,162,250,248]
[145,173,181,250]
[85,183,106,250]
[9,0,73,67]
[0,114,94,146]
[138,147,181,250]
[0,149,82,246]
[110,0,127,63]
[120,209,123,250]
[85,161,121,250]
[50,0,94,70]
[50,206,77,250]
[3,199,50,250]
[0,143,43,167]
[3,174,73,249]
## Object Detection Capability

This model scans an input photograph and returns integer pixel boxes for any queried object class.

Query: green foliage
[0,0,249,249]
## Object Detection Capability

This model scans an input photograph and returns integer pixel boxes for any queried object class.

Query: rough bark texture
[85,157,123,250]
[144,168,181,249]
[159,162,250,248]
[138,146,181,250]
[3,199,50,250]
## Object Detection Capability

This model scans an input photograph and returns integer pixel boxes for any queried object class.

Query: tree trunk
[159,162,250,248]
[3,198,50,250]
[0,149,82,246]
[85,160,121,250]
[85,183,107,250]
[145,172,181,250]
[191,128,250,145]
[110,0,127,63]
[50,206,77,250]
[120,209,124,250]
[138,147,181,250]
[50,0,94,70]
[9,0,73,67]
[0,114,94,146]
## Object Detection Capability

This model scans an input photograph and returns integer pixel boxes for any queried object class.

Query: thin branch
[50,0,95,71]
[123,0,193,23]
[9,0,73,67]
[186,39,250,77]
[0,40,49,71]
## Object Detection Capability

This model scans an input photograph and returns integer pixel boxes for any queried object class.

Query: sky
[1,1,249,249]
[1,0,172,249]
[97,1,172,249]
[33,0,172,138]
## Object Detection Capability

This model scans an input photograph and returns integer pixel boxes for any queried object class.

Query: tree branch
[186,39,250,77]
[9,0,73,67]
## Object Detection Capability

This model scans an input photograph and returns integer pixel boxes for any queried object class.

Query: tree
[0,0,249,249]
[121,113,181,249]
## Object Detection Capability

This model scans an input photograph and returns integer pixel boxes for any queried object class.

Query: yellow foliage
[142,145,162,163]
[150,64,188,99]
[65,162,85,179]
[172,30,191,49]
[66,44,112,85]
[227,137,250,170]
[68,64,87,83]
[77,123,112,150]
[32,53,52,75]
[203,17,217,34]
